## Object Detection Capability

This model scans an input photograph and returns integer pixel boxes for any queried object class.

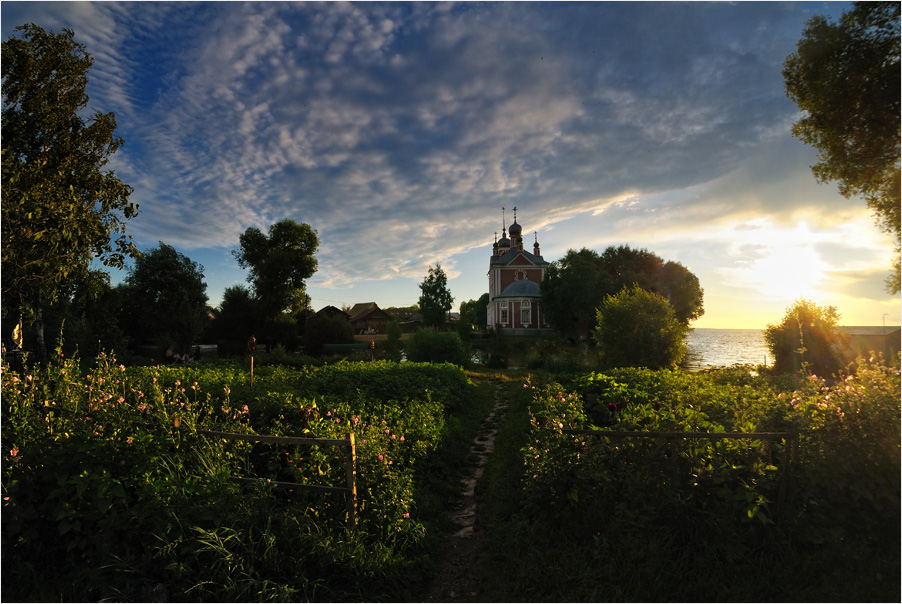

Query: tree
[783,2,901,293]
[208,285,263,355]
[595,285,688,370]
[418,265,454,328]
[764,298,852,376]
[541,245,704,339]
[458,293,490,333]
[120,243,208,354]
[233,219,319,321]
[303,313,355,357]
[2,24,139,361]
[541,248,612,339]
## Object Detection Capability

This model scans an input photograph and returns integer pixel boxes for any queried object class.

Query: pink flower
[126,438,133,445]
[378,455,384,461]
[400,436,405,441]
[118,397,125,404]
[9,449,18,457]
[175,380,181,386]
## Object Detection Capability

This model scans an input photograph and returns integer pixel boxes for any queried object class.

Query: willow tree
[2,24,138,362]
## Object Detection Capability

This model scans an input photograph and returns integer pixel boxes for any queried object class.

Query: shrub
[404,329,470,366]
[764,298,852,376]
[595,285,688,369]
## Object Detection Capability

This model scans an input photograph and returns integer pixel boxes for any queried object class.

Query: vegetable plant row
[2,352,473,602]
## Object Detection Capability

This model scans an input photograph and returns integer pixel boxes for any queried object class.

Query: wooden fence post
[346,432,357,528]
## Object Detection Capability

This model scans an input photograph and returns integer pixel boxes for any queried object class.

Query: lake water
[683,328,770,371]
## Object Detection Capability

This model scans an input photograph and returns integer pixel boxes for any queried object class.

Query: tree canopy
[120,243,208,353]
[783,2,901,293]
[595,285,688,369]
[764,298,852,376]
[541,246,704,339]
[232,219,319,321]
[418,264,454,328]
[458,293,490,333]
[2,24,138,360]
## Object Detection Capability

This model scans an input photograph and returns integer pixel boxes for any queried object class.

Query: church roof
[498,279,542,298]
[490,248,548,266]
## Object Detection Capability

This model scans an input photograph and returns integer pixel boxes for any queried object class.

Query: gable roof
[315,305,350,320]
[348,302,379,320]
[490,249,548,267]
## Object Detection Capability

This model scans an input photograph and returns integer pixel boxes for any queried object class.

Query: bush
[404,329,470,366]
[303,313,355,356]
[595,285,688,369]
[764,298,852,376]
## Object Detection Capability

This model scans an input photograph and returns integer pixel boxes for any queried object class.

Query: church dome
[508,220,522,237]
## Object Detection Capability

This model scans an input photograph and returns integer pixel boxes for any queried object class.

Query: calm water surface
[683,328,769,371]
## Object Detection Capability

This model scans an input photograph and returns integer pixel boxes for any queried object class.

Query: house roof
[490,249,548,267]
[316,305,350,319]
[348,302,379,320]
[497,279,542,298]
[839,326,901,336]
[349,305,391,323]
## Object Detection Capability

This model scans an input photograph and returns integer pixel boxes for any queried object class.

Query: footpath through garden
[424,380,508,602]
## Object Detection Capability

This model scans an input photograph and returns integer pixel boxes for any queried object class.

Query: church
[486,208,554,335]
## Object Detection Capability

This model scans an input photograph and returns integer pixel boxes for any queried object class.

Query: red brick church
[487,208,554,334]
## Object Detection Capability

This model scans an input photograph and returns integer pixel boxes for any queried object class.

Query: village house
[348,302,392,335]
[486,208,554,335]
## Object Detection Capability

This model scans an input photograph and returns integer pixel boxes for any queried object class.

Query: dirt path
[424,384,508,602]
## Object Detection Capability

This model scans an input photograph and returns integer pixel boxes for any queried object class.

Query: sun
[738,244,828,300]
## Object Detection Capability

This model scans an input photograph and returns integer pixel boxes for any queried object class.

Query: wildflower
[118,397,125,403]
[9,449,18,457]
[119,365,126,371]
[400,436,405,441]
[175,380,181,386]
[126,438,133,445]
[378,455,384,461]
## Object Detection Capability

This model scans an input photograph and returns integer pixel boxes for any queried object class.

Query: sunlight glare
[739,245,828,300]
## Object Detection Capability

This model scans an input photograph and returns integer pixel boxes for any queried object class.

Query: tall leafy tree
[233,219,319,321]
[418,264,454,328]
[120,243,208,354]
[458,293,490,333]
[540,248,612,339]
[541,245,704,339]
[2,24,139,361]
[783,2,901,292]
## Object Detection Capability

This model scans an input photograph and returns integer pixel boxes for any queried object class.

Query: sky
[3,1,899,329]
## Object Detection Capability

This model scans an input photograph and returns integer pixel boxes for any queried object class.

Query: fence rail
[561,428,797,510]
[198,429,358,527]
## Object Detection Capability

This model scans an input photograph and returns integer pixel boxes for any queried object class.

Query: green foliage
[764,298,852,376]
[303,313,355,356]
[208,285,264,355]
[404,329,470,367]
[482,360,900,601]
[458,293,489,333]
[595,285,689,369]
[2,351,475,601]
[233,219,319,321]
[783,2,901,292]
[2,24,139,360]
[541,246,704,339]
[417,265,454,328]
[120,242,209,353]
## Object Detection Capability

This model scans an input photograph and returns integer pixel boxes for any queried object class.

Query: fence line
[560,428,797,511]
[198,429,358,527]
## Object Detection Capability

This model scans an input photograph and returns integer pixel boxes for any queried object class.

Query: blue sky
[3,1,899,328]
